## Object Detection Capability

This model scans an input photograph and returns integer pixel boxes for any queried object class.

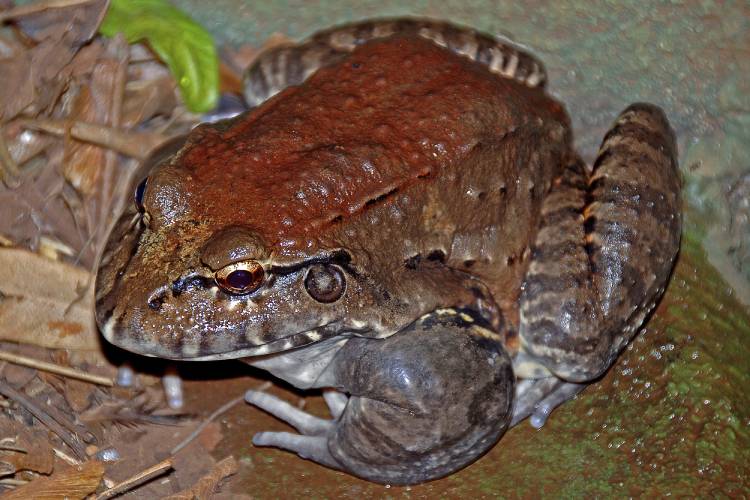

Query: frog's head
[94,134,416,361]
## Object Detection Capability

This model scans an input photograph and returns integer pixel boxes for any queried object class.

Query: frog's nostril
[171,274,214,297]
[147,289,168,310]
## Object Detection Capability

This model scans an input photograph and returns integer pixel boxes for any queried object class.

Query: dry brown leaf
[0,357,38,388]
[62,377,96,414]
[0,51,38,122]
[0,417,55,475]
[1,459,104,499]
[122,76,178,127]
[80,386,189,434]
[62,36,129,258]
[0,248,98,350]
[13,0,109,46]
[0,33,76,122]
[164,456,238,500]
[0,155,88,259]
[0,0,107,123]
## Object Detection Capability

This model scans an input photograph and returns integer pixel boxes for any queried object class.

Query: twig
[0,351,114,386]
[20,118,170,160]
[0,380,86,459]
[170,394,246,455]
[0,0,97,22]
[95,458,173,500]
[53,447,81,466]
[0,478,28,486]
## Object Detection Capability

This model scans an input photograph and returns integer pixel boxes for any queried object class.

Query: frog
[95,19,681,485]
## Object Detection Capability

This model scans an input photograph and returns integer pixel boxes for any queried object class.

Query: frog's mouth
[99,314,370,361]
[186,322,370,361]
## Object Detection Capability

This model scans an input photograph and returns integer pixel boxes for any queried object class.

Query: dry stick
[170,394,247,455]
[90,35,129,266]
[20,118,169,160]
[0,0,98,22]
[0,351,114,386]
[95,458,173,500]
[0,478,28,487]
[53,447,82,466]
[0,379,86,459]
[38,396,96,445]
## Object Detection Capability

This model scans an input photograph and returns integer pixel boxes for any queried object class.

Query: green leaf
[100,0,218,113]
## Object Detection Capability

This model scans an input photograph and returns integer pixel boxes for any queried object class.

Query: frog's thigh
[520,103,681,382]
[329,311,514,485]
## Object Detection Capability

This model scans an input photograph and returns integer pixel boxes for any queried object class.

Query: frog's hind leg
[520,103,681,382]
[246,310,514,485]
[244,19,546,106]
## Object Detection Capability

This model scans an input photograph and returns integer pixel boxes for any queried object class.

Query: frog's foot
[248,310,515,485]
[511,378,586,428]
[245,390,343,469]
[520,103,681,382]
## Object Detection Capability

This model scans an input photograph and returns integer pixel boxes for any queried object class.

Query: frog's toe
[322,388,348,419]
[511,378,586,428]
[252,432,342,469]
[245,390,333,435]
[528,381,586,428]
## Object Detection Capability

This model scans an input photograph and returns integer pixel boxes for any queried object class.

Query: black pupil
[134,177,148,211]
[226,270,253,290]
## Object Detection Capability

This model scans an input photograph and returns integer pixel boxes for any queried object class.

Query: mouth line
[103,318,371,361]
[181,321,371,361]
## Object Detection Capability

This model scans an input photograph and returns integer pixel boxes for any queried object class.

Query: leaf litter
[0,0,269,496]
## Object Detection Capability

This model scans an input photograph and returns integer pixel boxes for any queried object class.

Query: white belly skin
[246,336,350,389]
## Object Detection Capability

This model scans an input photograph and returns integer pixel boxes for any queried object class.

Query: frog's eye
[134,177,148,212]
[304,264,345,303]
[215,261,265,295]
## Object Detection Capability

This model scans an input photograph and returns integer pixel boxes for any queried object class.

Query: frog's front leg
[521,103,681,381]
[246,310,514,485]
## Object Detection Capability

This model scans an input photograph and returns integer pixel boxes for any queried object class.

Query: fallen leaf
[0,155,88,262]
[1,459,104,499]
[0,417,55,476]
[164,456,238,500]
[13,0,109,46]
[0,248,99,350]
[122,76,178,127]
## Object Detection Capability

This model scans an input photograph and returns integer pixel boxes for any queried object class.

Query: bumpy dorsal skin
[95,18,681,485]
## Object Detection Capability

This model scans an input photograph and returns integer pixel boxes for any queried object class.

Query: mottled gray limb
[243,18,546,106]
[528,381,586,428]
[511,378,558,426]
[511,378,586,427]
[520,104,681,382]
[245,390,332,435]
[252,432,342,470]
[322,389,348,420]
